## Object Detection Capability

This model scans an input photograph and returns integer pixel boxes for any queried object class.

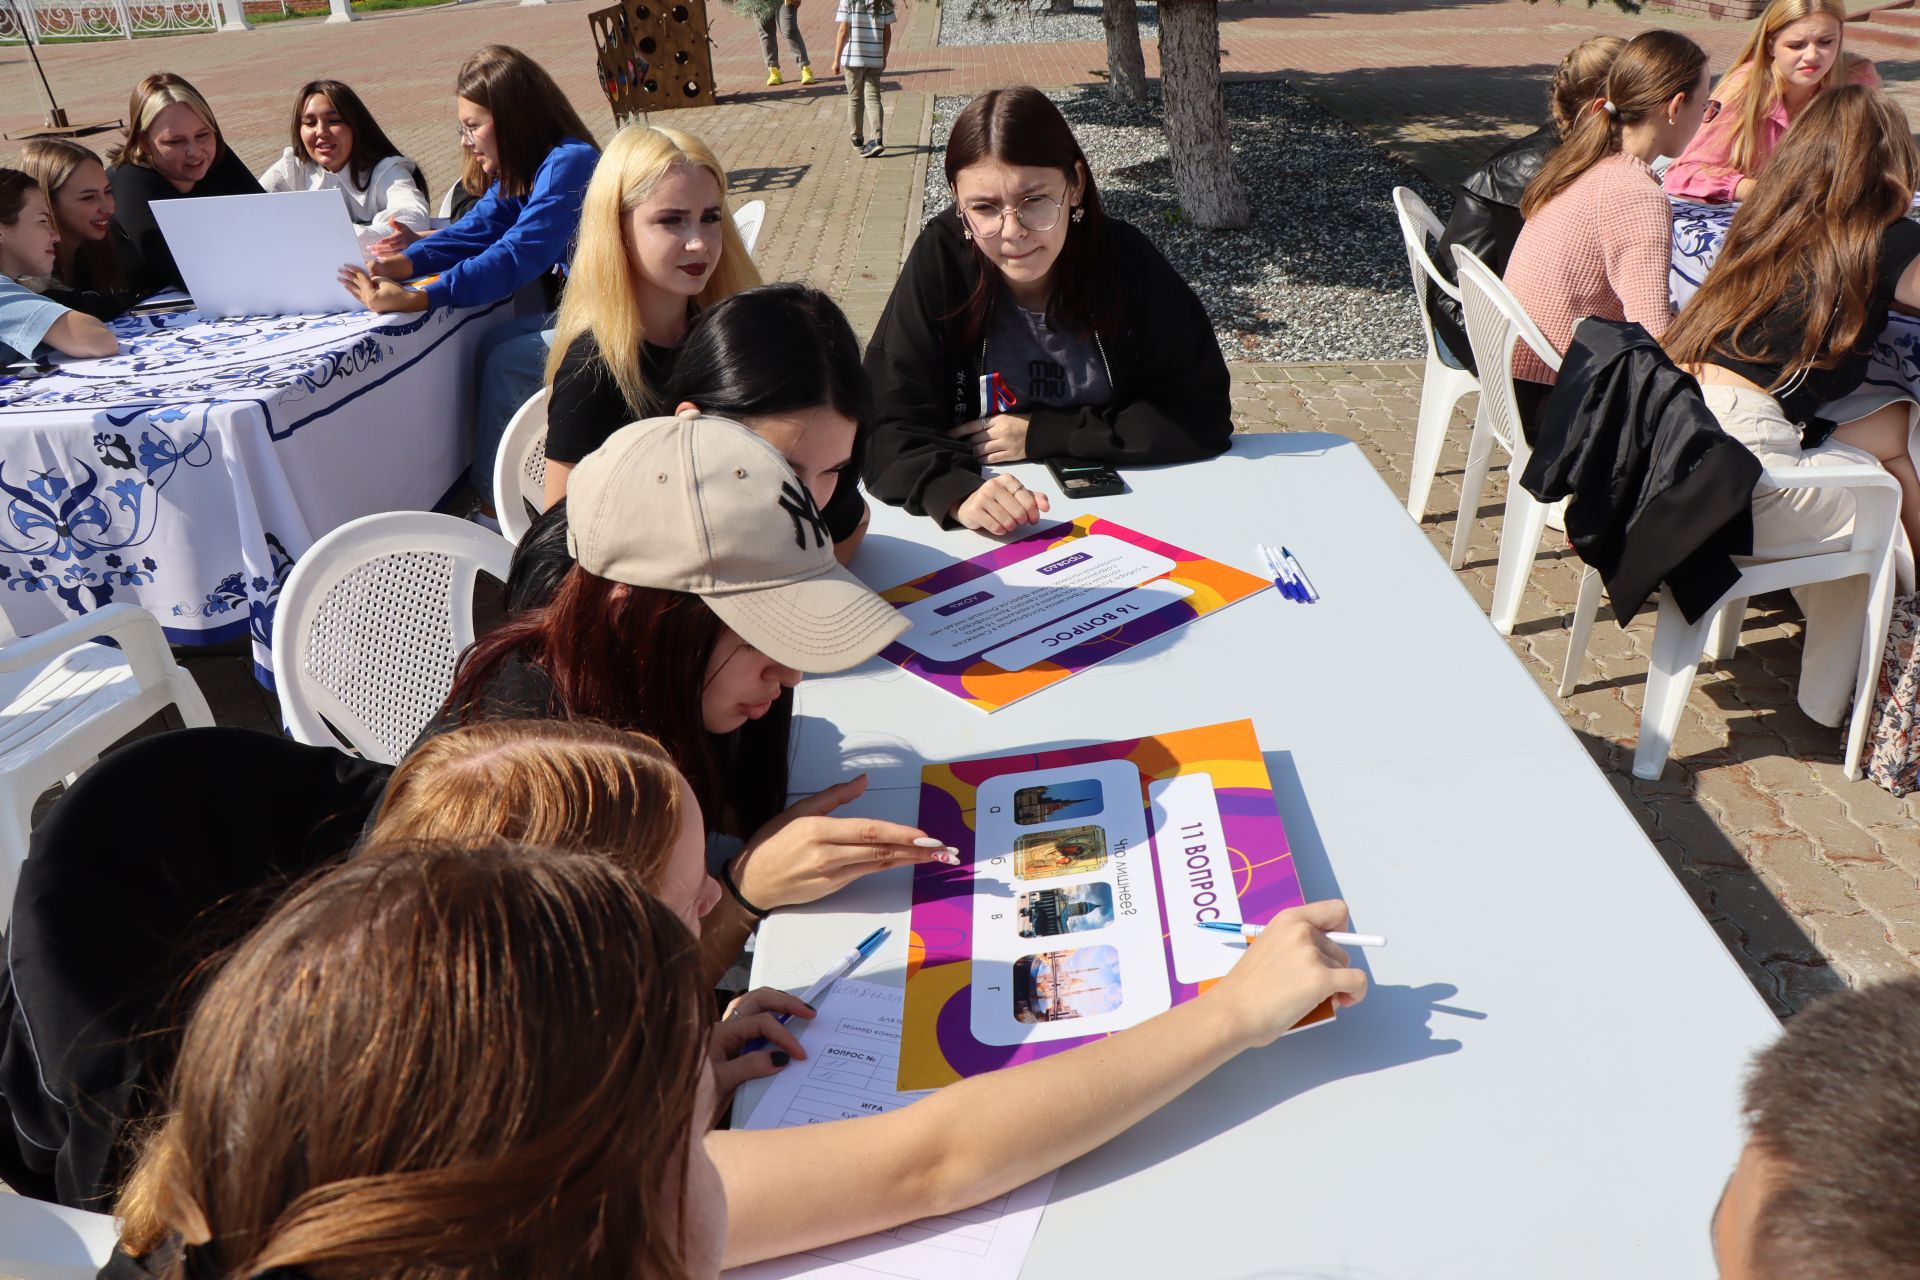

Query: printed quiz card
[876,516,1268,713]
[899,720,1336,1090]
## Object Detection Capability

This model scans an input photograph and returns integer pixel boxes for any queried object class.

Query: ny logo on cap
[779,481,830,550]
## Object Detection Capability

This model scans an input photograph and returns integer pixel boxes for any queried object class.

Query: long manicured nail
[913,837,946,848]
[771,1051,790,1067]
[936,849,961,865]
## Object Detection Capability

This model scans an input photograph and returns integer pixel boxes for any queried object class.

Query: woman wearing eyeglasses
[863,86,1230,535]
[1663,0,1874,205]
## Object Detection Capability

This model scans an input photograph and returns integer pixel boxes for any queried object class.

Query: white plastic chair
[0,1194,118,1280]
[733,198,766,259]
[493,388,550,544]
[1558,470,1902,780]
[1452,247,1562,635]
[1391,187,1483,522]
[272,512,513,765]
[1,603,213,923]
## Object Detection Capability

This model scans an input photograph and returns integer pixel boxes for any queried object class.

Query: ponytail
[1523,28,1707,218]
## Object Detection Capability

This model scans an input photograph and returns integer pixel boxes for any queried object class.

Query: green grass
[250,0,451,23]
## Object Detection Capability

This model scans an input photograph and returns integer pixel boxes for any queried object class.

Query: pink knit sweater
[1502,153,1674,385]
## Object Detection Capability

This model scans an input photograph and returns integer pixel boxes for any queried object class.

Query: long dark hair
[441,564,792,837]
[1521,30,1706,218]
[665,283,874,432]
[943,86,1113,345]
[456,45,598,199]
[289,79,426,197]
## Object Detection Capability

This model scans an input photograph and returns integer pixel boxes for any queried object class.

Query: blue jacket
[408,136,599,310]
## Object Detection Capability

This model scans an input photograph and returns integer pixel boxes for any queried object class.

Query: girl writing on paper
[428,415,933,979]
[259,80,431,255]
[106,73,264,296]
[14,140,134,321]
[539,125,761,505]
[1501,30,1709,427]
[103,842,729,1280]
[1664,86,1920,727]
[362,716,1370,1270]
[1663,0,1876,204]
[863,86,1231,536]
[336,45,599,509]
[0,169,117,362]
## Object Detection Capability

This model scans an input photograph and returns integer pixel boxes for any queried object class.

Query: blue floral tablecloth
[0,299,509,682]
[1670,197,1920,405]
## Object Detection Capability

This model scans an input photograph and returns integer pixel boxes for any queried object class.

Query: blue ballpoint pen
[743,925,889,1054]
[1257,545,1301,601]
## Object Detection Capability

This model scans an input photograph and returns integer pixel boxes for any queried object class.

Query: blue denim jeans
[471,313,554,496]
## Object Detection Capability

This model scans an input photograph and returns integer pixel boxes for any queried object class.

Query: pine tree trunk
[1157,0,1248,229]
[1102,0,1147,105]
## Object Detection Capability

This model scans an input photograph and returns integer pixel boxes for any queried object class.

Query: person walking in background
[833,0,894,157]
[761,0,815,86]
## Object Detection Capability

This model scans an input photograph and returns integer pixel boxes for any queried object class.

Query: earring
[962,226,973,241]
[1070,206,1084,224]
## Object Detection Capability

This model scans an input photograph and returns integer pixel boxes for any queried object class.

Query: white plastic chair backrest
[733,199,766,260]
[0,1194,118,1280]
[493,388,550,545]
[1453,247,1561,457]
[1392,186,1455,357]
[272,512,513,765]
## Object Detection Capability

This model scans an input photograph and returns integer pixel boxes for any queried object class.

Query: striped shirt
[835,0,893,67]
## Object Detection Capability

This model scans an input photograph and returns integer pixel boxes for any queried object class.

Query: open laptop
[151,189,368,319]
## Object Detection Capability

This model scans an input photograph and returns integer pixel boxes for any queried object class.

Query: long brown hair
[440,565,793,839]
[1719,0,1857,178]
[944,86,1113,345]
[15,139,126,293]
[1522,30,1707,217]
[456,45,597,199]
[116,840,711,1279]
[370,720,688,884]
[108,73,223,170]
[1664,85,1920,382]
[1548,35,1627,138]
[287,78,425,197]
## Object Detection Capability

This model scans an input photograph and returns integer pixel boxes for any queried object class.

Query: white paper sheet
[151,190,366,318]
[726,979,1053,1280]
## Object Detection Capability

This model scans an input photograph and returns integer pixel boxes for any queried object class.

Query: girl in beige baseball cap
[432,411,943,977]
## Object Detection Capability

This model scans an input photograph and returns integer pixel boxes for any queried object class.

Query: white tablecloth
[0,299,509,681]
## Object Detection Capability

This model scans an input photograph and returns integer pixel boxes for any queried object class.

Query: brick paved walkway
[7,0,1920,1012]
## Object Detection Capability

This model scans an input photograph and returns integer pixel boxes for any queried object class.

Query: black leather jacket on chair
[1425,123,1559,375]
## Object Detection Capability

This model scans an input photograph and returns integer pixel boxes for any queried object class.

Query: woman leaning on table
[1662,0,1876,204]
[1664,85,1920,728]
[863,85,1231,537]
[0,169,116,363]
[106,73,263,296]
[364,718,1370,1272]
[14,139,135,321]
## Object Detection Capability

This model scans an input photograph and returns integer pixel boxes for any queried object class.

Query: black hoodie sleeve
[862,211,988,526]
[1022,220,1231,465]
[110,145,263,296]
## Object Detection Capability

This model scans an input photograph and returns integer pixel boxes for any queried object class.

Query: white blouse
[258,148,432,251]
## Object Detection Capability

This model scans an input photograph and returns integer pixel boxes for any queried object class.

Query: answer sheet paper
[726,979,1054,1280]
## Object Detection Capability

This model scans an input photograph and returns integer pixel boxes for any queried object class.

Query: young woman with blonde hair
[106,73,262,294]
[361,717,1370,1271]
[540,123,762,504]
[1664,0,1875,203]
[104,841,727,1279]
[14,139,131,319]
[1501,30,1709,417]
[1665,85,1920,728]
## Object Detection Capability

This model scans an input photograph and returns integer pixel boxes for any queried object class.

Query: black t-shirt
[108,146,265,295]
[544,330,680,466]
[1707,217,1920,421]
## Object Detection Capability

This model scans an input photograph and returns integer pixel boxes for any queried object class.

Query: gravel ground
[937,0,1156,47]
[925,82,1452,363]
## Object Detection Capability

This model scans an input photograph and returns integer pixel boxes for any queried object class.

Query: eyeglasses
[457,121,483,145]
[959,192,1065,239]
[1702,98,1723,125]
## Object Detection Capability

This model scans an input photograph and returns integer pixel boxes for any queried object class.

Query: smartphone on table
[1045,457,1128,498]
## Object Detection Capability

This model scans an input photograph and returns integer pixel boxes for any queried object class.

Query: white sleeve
[258,148,303,193]
[367,155,433,234]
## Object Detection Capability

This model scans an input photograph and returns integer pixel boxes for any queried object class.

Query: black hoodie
[863,207,1231,525]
